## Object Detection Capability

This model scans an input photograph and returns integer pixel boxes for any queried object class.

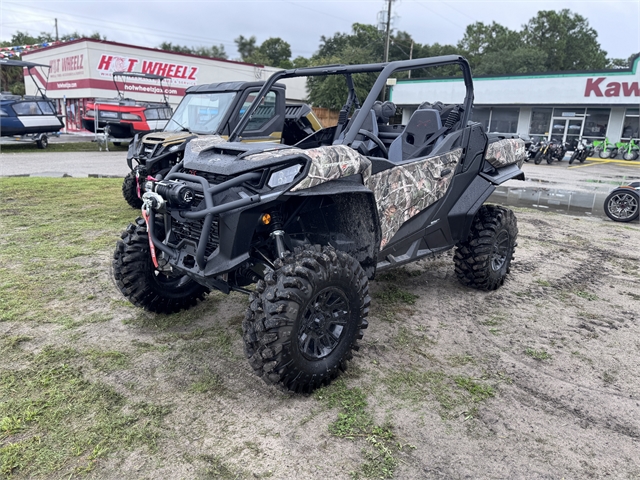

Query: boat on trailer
[0,59,64,148]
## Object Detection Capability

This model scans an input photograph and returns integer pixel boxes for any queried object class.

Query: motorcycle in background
[534,139,567,164]
[569,138,594,164]
[593,137,618,159]
[615,139,639,161]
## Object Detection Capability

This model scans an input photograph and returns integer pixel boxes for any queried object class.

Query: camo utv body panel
[485,138,527,169]
[366,148,463,247]
[183,135,228,159]
[290,145,372,192]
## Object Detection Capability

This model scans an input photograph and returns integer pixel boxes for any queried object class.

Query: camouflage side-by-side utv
[113,55,527,393]
[122,81,322,208]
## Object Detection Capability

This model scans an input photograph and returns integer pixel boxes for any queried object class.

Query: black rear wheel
[112,217,209,313]
[604,190,639,222]
[243,245,369,393]
[454,205,518,291]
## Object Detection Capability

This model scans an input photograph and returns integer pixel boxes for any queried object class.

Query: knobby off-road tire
[623,150,639,161]
[242,245,370,393]
[604,190,639,222]
[454,205,518,291]
[122,171,144,209]
[113,217,209,313]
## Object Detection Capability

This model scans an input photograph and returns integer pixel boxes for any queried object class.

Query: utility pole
[408,40,414,78]
[55,18,59,41]
[383,0,393,63]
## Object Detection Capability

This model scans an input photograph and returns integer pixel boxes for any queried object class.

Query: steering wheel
[356,129,388,158]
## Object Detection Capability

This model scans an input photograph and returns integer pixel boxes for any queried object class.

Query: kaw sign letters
[585,77,640,97]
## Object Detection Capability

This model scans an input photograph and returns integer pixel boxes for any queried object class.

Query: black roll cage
[228,55,474,145]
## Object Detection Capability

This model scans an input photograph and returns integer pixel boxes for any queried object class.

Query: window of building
[583,108,610,140]
[471,107,490,130]
[471,107,519,133]
[490,108,519,133]
[622,108,639,139]
[529,108,552,137]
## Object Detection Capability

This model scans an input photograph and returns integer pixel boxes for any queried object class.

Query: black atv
[122,81,322,208]
[113,55,527,393]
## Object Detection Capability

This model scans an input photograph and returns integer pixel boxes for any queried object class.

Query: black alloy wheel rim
[609,193,638,220]
[298,287,350,360]
[491,231,510,271]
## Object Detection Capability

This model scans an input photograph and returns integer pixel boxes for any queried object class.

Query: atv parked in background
[122,81,322,208]
[112,55,527,393]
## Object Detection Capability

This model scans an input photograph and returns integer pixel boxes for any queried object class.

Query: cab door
[230,88,286,143]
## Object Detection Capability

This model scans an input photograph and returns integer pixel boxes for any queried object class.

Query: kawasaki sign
[585,78,640,97]
[391,56,640,106]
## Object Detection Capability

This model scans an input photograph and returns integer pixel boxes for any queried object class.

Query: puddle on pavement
[489,186,609,218]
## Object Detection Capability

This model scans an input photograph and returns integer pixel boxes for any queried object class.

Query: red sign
[96,54,198,82]
[585,77,640,97]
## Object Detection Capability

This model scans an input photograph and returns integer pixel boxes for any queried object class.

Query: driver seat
[334,109,379,155]
[388,108,443,162]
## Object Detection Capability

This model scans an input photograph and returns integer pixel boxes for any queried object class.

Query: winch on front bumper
[140,170,282,291]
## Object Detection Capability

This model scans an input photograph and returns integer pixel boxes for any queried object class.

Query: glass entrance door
[550,118,584,149]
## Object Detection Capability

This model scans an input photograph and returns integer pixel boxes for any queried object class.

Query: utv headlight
[267,164,302,188]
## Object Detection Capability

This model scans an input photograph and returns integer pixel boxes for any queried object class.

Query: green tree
[158,41,227,59]
[245,37,292,68]
[522,9,608,71]
[234,35,257,61]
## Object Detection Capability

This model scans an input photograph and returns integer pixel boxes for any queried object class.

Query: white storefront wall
[391,57,640,143]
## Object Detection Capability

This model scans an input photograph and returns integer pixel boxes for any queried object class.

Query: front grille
[169,170,235,257]
[172,214,220,258]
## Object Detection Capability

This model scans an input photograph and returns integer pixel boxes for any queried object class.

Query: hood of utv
[141,131,194,147]
[182,135,306,177]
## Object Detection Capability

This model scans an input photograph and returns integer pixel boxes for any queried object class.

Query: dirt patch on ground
[4,207,640,479]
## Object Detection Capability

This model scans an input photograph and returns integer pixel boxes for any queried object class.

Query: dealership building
[390,56,640,148]
[21,38,307,133]
[19,39,640,145]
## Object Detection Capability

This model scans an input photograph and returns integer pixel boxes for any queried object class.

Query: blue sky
[2,0,638,62]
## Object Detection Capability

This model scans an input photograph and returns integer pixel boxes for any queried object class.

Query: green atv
[113,55,526,393]
[122,81,322,208]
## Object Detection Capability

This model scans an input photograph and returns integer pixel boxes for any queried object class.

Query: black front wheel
[569,151,579,165]
[623,150,639,161]
[243,245,369,393]
[604,190,639,222]
[112,217,209,313]
[534,151,543,165]
[122,170,144,209]
[454,205,518,291]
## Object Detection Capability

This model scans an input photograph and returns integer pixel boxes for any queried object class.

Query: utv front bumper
[142,170,283,290]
